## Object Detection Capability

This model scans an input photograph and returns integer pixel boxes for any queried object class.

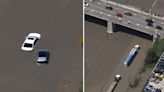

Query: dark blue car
[36,50,49,65]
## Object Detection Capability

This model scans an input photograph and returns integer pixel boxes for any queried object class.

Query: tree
[144,49,158,65]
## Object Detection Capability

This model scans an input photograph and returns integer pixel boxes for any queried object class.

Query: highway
[85,0,164,37]
[0,0,82,92]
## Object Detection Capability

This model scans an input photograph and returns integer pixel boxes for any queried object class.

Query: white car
[21,33,41,51]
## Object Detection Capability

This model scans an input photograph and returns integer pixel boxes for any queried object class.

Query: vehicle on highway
[146,19,154,23]
[36,50,49,65]
[21,33,41,51]
[124,12,132,16]
[116,13,123,17]
[84,2,89,7]
[147,22,153,27]
[105,6,113,10]
[156,25,163,30]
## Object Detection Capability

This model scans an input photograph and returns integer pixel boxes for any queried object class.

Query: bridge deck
[85,0,164,38]
[105,0,164,16]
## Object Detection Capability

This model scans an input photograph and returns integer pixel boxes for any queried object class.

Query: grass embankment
[129,39,164,88]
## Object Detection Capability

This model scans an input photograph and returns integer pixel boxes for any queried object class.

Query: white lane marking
[97,2,101,4]
[115,8,119,10]
[127,21,131,23]
[118,17,122,20]
[108,14,111,17]
[100,11,103,14]
[146,26,149,29]
[136,23,140,26]
[91,9,94,11]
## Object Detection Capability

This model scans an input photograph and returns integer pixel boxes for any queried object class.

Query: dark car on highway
[156,25,163,30]
[124,12,132,16]
[146,19,154,23]
[36,50,49,65]
[147,22,153,27]
[106,6,113,10]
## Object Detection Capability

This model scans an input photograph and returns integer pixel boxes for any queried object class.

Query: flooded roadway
[85,16,153,92]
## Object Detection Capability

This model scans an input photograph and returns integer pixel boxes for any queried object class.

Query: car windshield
[28,37,34,40]
[39,52,46,57]
[24,43,33,47]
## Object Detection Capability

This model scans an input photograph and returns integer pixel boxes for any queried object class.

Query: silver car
[36,50,49,64]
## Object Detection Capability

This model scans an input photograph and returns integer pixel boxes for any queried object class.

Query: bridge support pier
[153,34,158,42]
[107,21,113,33]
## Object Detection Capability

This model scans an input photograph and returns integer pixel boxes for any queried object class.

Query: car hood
[37,57,46,62]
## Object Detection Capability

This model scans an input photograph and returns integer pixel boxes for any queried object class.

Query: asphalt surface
[0,0,82,92]
[85,20,152,92]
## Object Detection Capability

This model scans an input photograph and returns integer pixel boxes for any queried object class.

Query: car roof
[146,19,154,23]
[24,37,37,44]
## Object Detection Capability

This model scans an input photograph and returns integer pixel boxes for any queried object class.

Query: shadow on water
[113,24,153,41]
[85,15,107,27]
[85,15,153,41]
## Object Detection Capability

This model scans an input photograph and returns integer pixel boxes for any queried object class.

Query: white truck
[106,74,121,92]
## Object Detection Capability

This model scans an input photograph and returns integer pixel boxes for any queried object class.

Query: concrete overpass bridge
[85,0,164,40]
